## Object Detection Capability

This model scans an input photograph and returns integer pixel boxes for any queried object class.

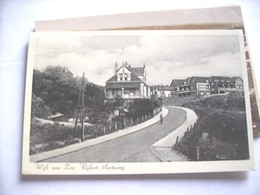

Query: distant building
[105,62,151,100]
[152,85,172,99]
[170,76,243,98]
[170,79,186,97]
[209,76,243,94]
[47,113,64,121]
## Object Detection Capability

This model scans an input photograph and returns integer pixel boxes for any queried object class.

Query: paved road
[45,106,186,162]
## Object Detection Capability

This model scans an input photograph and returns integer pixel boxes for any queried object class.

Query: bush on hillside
[226,92,245,110]
[173,92,249,161]
[128,99,155,120]
[30,119,106,155]
[194,92,245,110]
[31,94,51,119]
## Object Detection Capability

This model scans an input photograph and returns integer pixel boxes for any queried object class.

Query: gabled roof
[170,79,185,87]
[210,76,232,82]
[190,76,210,83]
[129,67,145,76]
[105,64,148,88]
[169,76,243,88]
[231,76,243,82]
[153,85,172,91]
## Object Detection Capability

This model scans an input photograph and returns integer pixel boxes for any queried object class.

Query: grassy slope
[168,92,250,161]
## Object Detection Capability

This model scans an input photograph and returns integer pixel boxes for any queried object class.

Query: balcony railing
[105,94,146,99]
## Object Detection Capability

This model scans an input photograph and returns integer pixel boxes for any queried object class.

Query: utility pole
[81,72,85,142]
[74,72,86,142]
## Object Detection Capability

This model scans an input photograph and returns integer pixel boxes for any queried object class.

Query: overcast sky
[34,31,244,86]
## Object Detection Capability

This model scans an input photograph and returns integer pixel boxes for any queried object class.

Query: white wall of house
[196,83,210,95]
[163,90,172,98]
[116,66,132,81]
[235,78,243,91]
[106,88,142,99]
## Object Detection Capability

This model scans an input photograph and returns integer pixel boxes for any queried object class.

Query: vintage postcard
[22,30,255,175]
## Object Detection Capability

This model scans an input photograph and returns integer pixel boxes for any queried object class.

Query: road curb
[150,106,198,162]
[30,107,169,162]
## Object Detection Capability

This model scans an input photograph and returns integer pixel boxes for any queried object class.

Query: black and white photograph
[22,30,254,175]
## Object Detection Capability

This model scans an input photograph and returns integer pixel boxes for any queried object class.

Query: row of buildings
[170,76,243,98]
[104,62,244,100]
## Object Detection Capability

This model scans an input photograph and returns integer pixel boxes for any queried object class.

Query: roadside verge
[150,106,198,162]
[30,107,169,162]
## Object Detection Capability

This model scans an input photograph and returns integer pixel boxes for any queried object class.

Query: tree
[31,93,51,118]
[32,65,107,118]
[84,83,105,111]
[32,66,79,115]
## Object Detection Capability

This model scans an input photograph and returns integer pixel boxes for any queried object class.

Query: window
[119,74,123,81]
[130,90,135,95]
[117,73,123,81]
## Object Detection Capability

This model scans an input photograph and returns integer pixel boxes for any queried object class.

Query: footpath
[30,107,169,162]
[150,107,198,161]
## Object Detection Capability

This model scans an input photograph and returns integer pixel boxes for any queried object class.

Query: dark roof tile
[106,64,144,84]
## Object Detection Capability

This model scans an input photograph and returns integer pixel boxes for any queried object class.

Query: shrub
[31,94,51,119]
[173,92,249,161]
[226,92,245,110]
[129,99,155,119]
[30,119,74,154]
[86,111,109,124]
[84,125,104,138]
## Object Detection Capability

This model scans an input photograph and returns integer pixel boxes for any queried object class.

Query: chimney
[115,62,118,74]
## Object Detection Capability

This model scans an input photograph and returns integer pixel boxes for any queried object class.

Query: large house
[105,62,151,101]
[170,76,243,98]
[171,76,211,97]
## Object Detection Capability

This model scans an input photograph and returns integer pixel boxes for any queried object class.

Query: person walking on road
[160,113,163,124]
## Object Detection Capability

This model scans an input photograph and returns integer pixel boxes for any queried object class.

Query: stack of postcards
[22,6,259,175]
